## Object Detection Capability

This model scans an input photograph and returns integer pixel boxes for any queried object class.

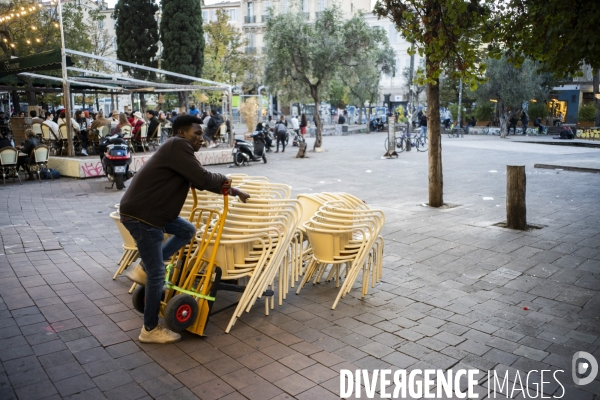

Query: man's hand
[236,189,250,203]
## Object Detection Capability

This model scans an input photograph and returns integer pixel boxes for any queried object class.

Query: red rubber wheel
[164,295,198,332]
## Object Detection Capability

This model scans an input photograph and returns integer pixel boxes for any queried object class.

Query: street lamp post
[57,0,74,156]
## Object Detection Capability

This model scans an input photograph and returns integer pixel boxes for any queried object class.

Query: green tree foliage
[339,18,395,131]
[578,104,596,122]
[202,9,252,105]
[160,0,204,109]
[0,2,100,108]
[113,0,158,80]
[474,55,555,135]
[402,58,425,106]
[374,0,495,207]
[328,78,350,109]
[265,8,386,149]
[500,0,599,77]
[80,9,113,73]
[501,0,600,125]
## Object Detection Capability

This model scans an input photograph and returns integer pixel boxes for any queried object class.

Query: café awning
[0,49,72,78]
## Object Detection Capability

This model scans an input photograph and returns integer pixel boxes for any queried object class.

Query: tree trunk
[139,93,146,114]
[130,93,135,112]
[358,107,364,130]
[426,74,443,207]
[310,85,322,149]
[499,103,508,139]
[11,90,20,115]
[506,165,527,230]
[26,81,36,107]
[111,92,115,112]
[95,93,100,113]
[178,91,189,113]
[594,69,600,126]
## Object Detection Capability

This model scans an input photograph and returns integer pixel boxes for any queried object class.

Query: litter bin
[342,125,348,133]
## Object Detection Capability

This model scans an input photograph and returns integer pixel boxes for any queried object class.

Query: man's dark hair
[29,110,37,118]
[173,114,202,135]
[146,110,155,117]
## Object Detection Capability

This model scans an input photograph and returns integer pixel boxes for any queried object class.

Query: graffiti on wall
[80,161,104,178]
[74,148,232,178]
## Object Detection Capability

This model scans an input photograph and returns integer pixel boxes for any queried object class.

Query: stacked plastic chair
[295,193,384,309]
[109,210,139,282]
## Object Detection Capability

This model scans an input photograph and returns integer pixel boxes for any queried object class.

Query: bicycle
[385,130,428,152]
[447,127,464,138]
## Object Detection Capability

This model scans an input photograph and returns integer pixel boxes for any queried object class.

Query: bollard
[506,165,527,230]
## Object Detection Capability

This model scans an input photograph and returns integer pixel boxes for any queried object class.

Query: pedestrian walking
[120,115,249,344]
[300,114,307,139]
[420,111,427,138]
[274,116,288,153]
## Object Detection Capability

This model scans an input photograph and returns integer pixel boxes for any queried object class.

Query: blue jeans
[122,217,196,330]
[420,126,427,138]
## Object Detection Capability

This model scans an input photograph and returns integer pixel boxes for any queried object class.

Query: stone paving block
[139,374,183,398]
[103,381,148,400]
[93,369,134,391]
[513,345,549,362]
[116,352,154,371]
[53,373,97,397]
[190,377,235,400]
[238,380,283,400]
[46,361,86,382]
[14,379,57,400]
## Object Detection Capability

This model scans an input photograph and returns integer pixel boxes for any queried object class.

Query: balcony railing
[244,15,256,23]
[261,14,270,23]
[246,47,257,54]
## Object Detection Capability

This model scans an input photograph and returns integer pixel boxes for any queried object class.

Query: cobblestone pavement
[0,134,599,399]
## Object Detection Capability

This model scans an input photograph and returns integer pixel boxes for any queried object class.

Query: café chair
[139,124,148,153]
[29,145,52,182]
[0,147,22,186]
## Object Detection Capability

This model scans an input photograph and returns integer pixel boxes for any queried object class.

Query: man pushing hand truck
[119,115,250,344]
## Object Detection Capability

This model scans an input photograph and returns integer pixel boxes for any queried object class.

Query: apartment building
[363,12,423,110]
[202,1,242,29]
[240,0,371,56]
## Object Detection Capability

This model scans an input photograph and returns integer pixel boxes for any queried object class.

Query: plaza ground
[0,132,599,399]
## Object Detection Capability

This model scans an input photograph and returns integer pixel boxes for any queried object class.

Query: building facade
[240,0,371,57]
[363,13,424,111]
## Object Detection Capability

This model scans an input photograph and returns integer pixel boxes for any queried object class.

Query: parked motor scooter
[291,129,305,146]
[100,134,133,190]
[233,129,267,166]
[370,117,385,132]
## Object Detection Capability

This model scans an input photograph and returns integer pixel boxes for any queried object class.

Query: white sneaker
[123,262,147,285]
[139,325,181,344]
[81,149,88,156]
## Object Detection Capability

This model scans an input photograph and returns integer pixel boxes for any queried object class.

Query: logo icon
[572,351,598,385]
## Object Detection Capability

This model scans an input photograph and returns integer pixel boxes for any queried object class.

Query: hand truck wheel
[164,295,199,332]
[132,285,145,314]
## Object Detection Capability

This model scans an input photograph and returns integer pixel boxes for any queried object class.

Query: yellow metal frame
[158,188,229,336]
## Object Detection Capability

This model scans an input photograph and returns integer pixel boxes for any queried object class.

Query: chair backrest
[40,124,53,141]
[109,211,137,248]
[98,125,109,138]
[139,124,148,139]
[0,147,18,165]
[32,145,49,163]
[219,123,227,137]
[31,122,43,136]
[58,124,68,140]
[121,125,132,138]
